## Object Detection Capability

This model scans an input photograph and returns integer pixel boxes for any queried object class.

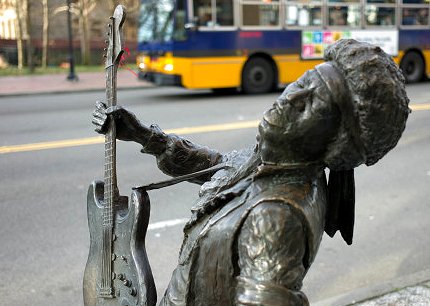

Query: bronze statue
[91,39,410,305]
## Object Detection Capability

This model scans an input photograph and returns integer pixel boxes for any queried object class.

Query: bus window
[194,0,234,27]
[216,0,234,26]
[241,1,280,27]
[365,7,396,26]
[366,0,395,2]
[402,8,429,26]
[194,0,213,26]
[328,6,360,27]
[137,0,175,43]
[173,0,187,40]
[286,5,322,27]
[138,4,156,43]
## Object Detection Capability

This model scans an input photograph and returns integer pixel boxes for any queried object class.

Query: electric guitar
[83,5,156,306]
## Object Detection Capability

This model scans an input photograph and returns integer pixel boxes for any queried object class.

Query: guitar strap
[133,163,228,191]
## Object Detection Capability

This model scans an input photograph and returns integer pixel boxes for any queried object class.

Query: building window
[0,8,17,39]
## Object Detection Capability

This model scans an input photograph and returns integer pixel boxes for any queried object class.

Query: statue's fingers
[92,109,107,120]
[92,117,106,130]
[95,100,107,109]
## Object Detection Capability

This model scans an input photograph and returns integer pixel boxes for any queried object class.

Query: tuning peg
[109,16,114,20]
[105,40,108,44]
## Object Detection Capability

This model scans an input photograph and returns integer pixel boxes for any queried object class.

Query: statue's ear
[325,169,355,245]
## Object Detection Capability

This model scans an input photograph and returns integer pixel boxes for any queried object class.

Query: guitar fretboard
[103,128,117,227]
[99,60,118,299]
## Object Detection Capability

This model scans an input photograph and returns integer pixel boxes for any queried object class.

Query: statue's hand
[92,100,151,143]
[92,100,109,134]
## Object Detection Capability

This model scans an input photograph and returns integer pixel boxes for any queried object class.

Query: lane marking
[410,103,430,111]
[0,137,104,154]
[1,102,429,155]
[148,218,188,231]
[0,120,260,154]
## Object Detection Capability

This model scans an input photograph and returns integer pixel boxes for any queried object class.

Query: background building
[0,0,140,66]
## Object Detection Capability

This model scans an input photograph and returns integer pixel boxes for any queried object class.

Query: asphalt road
[0,84,429,306]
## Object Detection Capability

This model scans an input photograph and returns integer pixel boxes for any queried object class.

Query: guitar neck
[97,6,126,298]
[103,65,118,227]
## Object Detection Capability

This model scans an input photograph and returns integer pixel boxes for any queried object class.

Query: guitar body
[83,181,156,306]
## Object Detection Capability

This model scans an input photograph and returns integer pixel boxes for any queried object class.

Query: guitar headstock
[105,5,126,69]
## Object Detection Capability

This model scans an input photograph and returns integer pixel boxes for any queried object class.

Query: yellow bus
[136,0,430,94]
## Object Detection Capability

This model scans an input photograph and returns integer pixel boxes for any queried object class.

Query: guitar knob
[123,279,132,287]
[129,288,137,296]
[118,273,125,281]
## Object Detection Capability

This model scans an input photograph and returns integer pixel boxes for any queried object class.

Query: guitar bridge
[98,287,114,298]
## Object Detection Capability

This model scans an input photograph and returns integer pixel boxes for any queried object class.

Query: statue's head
[258,39,410,170]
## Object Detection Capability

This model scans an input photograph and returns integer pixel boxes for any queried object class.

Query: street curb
[312,269,430,306]
[0,84,155,98]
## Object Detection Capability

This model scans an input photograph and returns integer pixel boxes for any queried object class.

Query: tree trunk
[83,10,91,65]
[42,0,49,68]
[77,0,91,65]
[14,0,24,69]
[108,0,118,11]
[110,0,139,12]
[23,0,34,72]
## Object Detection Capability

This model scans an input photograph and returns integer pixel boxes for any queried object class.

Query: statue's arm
[141,124,223,181]
[235,202,309,306]
[92,102,223,182]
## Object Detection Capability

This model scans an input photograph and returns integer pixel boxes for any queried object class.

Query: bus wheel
[400,51,424,83]
[242,57,275,94]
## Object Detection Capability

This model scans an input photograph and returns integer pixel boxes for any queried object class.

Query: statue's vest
[160,175,327,306]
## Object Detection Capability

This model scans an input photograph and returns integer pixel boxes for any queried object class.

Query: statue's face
[258,66,341,164]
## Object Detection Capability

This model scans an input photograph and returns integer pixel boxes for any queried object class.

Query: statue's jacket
[143,134,327,306]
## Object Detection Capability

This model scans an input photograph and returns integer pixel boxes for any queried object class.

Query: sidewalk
[355,281,430,306]
[0,69,152,96]
[314,269,430,305]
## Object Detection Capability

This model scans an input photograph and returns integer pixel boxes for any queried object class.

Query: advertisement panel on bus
[302,30,399,59]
